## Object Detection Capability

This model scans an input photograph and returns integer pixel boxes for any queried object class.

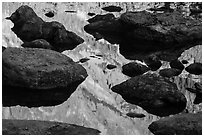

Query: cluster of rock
[2,3,202,135]
[84,8,201,62]
[6,5,84,52]
[2,5,100,135]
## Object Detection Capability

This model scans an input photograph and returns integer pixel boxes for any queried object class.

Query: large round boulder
[2,47,88,107]
[148,112,202,135]
[111,73,187,116]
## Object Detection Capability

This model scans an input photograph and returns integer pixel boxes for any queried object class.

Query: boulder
[111,73,187,116]
[170,59,184,70]
[122,62,150,77]
[6,5,84,52]
[101,5,123,12]
[2,47,88,107]
[2,119,100,135]
[21,39,54,50]
[84,10,201,61]
[181,60,188,64]
[143,55,162,71]
[185,62,202,75]
[106,64,117,70]
[148,112,202,135]
[45,11,54,18]
[186,82,202,104]
[87,13,115,23]
[159,68,182,78]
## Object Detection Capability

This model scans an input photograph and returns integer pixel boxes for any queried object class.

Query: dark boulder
[2,119,101,135]
[144,55,162,71]
[77,57,90,63]
[101,5,123,12]
[6,5,84,52]
[2,48,88,107]
[87,12,96,16]
[186,82,202,104]
[2,46,6,52]
[185,62,202,75]
[122,62,150,77]
[170,59,184,71]
[21,39,54,50]
[84,10,201,61]
[111,73,187,116]
[106,64,117,70]
[148,112,202,135]
[159,68,182,78]
[45,11,55,18]
[126,112,145,118]
[181,60,189,64]
[87,13,115,23]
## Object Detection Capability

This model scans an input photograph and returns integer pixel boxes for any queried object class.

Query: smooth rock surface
[159,68,182,78]
[185,62,202,75]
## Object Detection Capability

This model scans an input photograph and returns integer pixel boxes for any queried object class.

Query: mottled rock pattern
[111,73,187,116]
[2,119,101,135]
[148,112,202,135]
[3,47,88,107]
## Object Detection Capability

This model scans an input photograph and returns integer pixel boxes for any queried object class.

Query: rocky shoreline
[2,2,202,135]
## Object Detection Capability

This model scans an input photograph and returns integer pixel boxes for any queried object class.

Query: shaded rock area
[6,5,84,52]
[102,5,123,12]
[170,59,184,71]
[148,112,202,135]
[84,9,202,61]
[185,62,202,75]
[2,119,101,135]
[106,64,117,70]
[122,62,150,77]
[159,68,182,78]
[186,82,202,104]
[111,73,187,116]
[2,47,88,107]
[143,55,162,71]
[21,39,54,50]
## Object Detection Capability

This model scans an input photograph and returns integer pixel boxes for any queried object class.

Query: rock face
[185,63,202,75]
[111,73,187,116]
[148,112,202,135]
[122,62,150,77]
[6,5,84,52]
[170,59,184,71]
[2,119,101,135]
[84,10,201,61]
[159,68,182,78]
[2,47,88,107]
[21,39,54,50]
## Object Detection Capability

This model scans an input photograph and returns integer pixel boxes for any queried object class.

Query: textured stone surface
[6,5,84,52]
[159,68,182,78]
[2,119,101,135]
[148,112,202,135]
[2,47,88,107]
[111,73,187,116]
[122,62,150,77]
